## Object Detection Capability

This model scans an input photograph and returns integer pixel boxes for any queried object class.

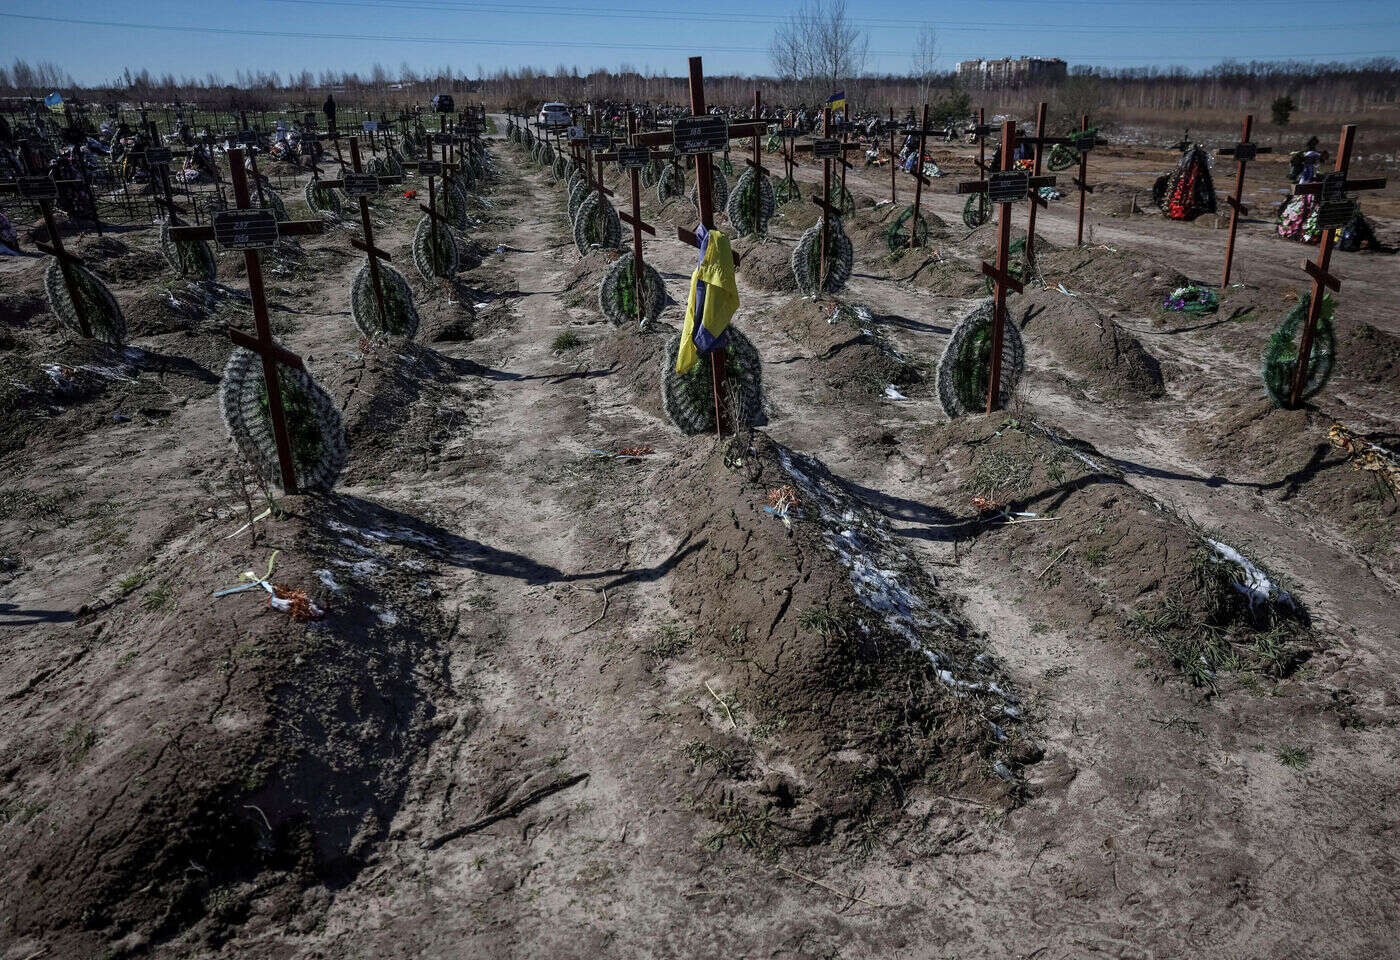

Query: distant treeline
[2,56,1396,120]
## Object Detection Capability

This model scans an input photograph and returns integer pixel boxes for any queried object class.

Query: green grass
[551,329,583,352]
[643,623,690,665]
[62,721,97,765]
[117,570,149,595]
[1276,745,1310,769]
[967,450,1032,502]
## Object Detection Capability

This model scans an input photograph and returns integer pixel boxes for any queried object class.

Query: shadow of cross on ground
[325,497,703,588]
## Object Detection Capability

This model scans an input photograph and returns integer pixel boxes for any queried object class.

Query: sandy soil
[1,117,1397,959]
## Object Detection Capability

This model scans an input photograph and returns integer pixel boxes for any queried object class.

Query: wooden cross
[139,115,192,230]
[968,108,994,178]
[326,137,405,317]
[898,104,939,249]
[167,148,324,493]
[1,145,92,337]
[1285,123,1386,408]
[1070,115,1107,247]
[957,122,1056,412]
[888,107,897,204]
[801,109,863,285]
[597,111,662,326]
[1217,114,1273,287]
[631,57,765,435]
[746,89,771,233]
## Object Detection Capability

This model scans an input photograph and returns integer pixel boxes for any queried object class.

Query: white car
[538,102,571,129]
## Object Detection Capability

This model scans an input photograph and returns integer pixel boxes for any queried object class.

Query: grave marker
[1218,115,1272,286]
[1284,123,1386,408]
[957,123,1056,412]
[168,148,324,493]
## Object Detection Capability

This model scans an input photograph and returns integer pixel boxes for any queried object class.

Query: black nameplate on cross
[212,209,280,250]
[672,115,729,155]
[618,145,650,169]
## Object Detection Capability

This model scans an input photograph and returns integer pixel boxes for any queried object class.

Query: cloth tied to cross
[676,223,739,374]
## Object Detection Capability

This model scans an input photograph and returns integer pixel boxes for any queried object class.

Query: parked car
[538,102,571,128]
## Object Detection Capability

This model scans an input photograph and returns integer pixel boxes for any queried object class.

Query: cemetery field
[1,112,1398,959]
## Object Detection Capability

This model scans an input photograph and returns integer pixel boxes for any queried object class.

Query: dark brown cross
[596,112,666,327]
[323,137,405,320]
[969,108,994,178]
[140,116,192,229]
[632,57,766,435]
[898,104,938,249]
[167,147,324,492]
[958,122,1056,412]
[793,109,864,285]
[888,107,897,204]
[1070,115,1108,247]
[1285,123,1386,408]
[746,89,771,233]
[1,145,92,337]
[1217,115,1273,287]
[1017,102,1066,262]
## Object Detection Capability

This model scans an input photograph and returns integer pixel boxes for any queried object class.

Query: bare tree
[768,0,867,100]
[911,25,938,105]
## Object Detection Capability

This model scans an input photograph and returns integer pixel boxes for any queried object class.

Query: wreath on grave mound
[983,238,1032,296]
[1164,284,1218,314]
[1161,146,1217,221]
[385,148,406,177]
[657,164,686,204]
[573,192,622,253]
[765,133,783,153]
[720,152,734,177]
[351,261,421,339]
[567,167,586,196]
[412,215,461,281]
[220,347,347,492]
[884,204,931,252]
[791,217,854,296]
[661,326,763,435]
[598,255,666,326]
[540,143,554,167]
[554,154,571,181]
[725,167,776,237]
[259,186,289,226]
[689,165,730,215]
[568,181,593,222]
[366,157,391,182]
[832,184,856,219]
[936,300,1025,418]
[641,159,662,188]
[1047,143,1078,172]
[775,175,801,204]
[304,179,345,219]
[963,192,990,229]
[45,259,126,346]
[443,177,471,230]
[1262,291,1336,408]
[159,222,217,283]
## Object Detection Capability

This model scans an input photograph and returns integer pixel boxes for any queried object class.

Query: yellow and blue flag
[44,92,64,113]
[825,90,845,112]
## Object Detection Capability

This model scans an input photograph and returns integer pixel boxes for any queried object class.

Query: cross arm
[1293,177,1386,196]
[350,235,393,261]
[227,327,305,370]
[619,211,656,236]
[677,227,743,268]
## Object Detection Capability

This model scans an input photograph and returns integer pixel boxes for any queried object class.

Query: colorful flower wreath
[1164,285,1219,314]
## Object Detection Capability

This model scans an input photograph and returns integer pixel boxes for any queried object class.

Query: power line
[2,13,1395,64]
[256,0,1398,35]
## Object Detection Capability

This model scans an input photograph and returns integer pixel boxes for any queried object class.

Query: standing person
[323,93,337,130]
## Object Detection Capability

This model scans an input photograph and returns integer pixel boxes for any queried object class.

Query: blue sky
[2,0,1397,85]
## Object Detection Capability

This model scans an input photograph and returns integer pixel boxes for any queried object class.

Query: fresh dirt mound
[586,322,672,424]
[665,431,1034,844]
[1186,395,1400,579]
[84,236,170,287]
[1338,320,1400,390]
[1036,243,1191,314]
[846,202,951,266]
[560,247,622,310]
[1017,288,1165,400]
[921,417,1316,691]
[734,236,798,293]
[0,500,450,957]
[760,296,923,400]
